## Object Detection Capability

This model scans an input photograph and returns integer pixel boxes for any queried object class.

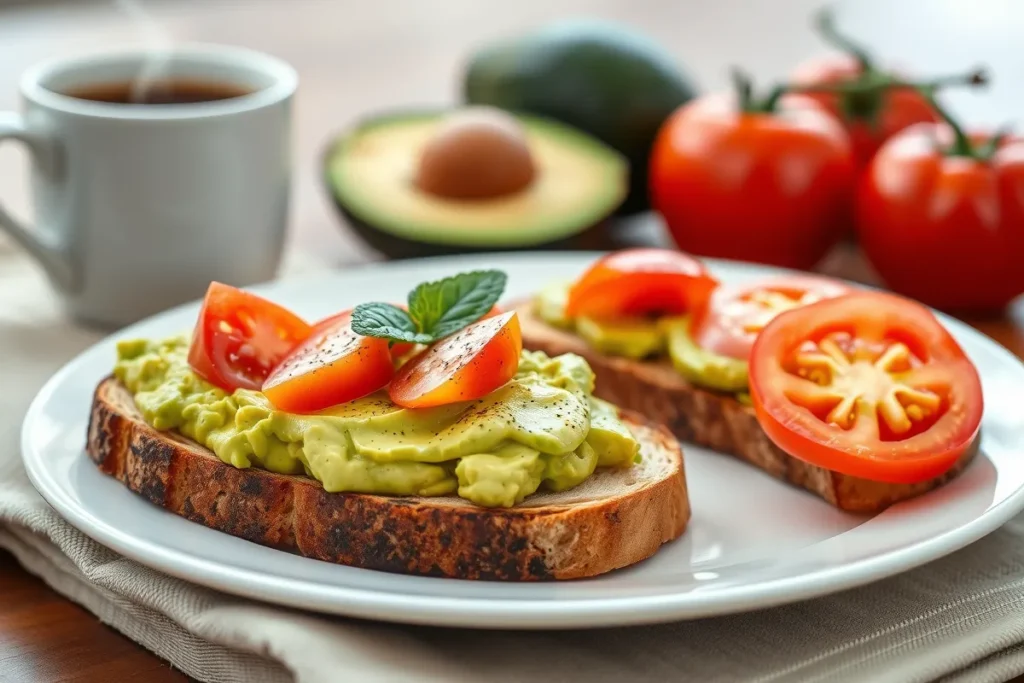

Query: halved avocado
[323,109,628,258]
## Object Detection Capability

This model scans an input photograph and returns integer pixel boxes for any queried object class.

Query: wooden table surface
[1,0,1022,681]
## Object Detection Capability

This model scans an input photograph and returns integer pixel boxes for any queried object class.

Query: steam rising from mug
[114,0,172,103]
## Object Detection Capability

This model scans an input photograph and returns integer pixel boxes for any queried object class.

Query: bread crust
[86,377,690,580]
[515,303,978,513]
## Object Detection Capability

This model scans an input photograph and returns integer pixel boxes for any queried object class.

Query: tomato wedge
[693,275,852,360]
[565,249,718,319]
[749,292,983,484]
[311,308,417,361]
[389,311,522,409]
[187,282,312,392]
[386,304,502,361]
[262,311,393,413]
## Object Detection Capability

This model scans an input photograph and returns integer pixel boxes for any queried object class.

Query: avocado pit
[415,107,537,200]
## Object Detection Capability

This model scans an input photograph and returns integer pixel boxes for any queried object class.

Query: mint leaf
[408,270,507,340]
[352,271,508,346]
[350,303,433,345]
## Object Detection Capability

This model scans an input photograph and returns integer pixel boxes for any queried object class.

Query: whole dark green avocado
[462,19,698,214]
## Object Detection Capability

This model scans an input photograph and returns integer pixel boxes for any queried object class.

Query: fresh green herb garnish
[351,270,507,345]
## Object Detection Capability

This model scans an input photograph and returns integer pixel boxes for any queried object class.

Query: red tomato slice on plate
[692,275,852,360]
[263,311,394,413]
[188,282,312,392]
[389,311,522,409]
[749,292,983,484]
[565,248,718,318]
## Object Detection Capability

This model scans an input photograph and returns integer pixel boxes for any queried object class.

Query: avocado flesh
[463,19,698,214]
[659,317,749,393]
[576,316,664,360]
[325,111,628,252]
[534,283,748,394]
[115,337,639,509]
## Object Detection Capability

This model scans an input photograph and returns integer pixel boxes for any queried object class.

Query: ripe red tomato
[650,88,855,270]
[262,311,393,413]
[790,56,940,170]
[857,123,1024,312]
[749,292,983,484]
[389,311,522,409]
[565,248,718,319]
[187,282,311,392]
[692,275,852,360]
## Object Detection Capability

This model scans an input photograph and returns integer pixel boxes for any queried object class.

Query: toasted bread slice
[515,303,978,513]
[86,377,690,580]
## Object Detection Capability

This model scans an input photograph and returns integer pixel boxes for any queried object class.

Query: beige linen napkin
[4,247,1024,683]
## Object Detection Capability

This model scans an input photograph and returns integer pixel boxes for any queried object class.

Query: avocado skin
[463,19,698,215]
[330,192,611,259]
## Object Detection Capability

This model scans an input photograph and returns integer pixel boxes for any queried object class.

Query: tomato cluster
[188,283,518,413]
[568,249,983,485]
[649,10,1023,313]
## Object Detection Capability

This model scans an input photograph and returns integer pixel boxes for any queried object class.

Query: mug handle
[0,112,75,291]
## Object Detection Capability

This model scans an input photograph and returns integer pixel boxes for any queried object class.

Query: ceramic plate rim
[21,252,1024,630]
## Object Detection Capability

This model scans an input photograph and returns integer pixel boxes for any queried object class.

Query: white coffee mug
[0,44,297,327]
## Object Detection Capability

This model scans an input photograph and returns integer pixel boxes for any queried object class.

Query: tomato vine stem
[731,68,787,114]
[815,8,874,72]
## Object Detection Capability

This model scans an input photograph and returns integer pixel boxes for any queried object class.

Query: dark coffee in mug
[63,79,253,105]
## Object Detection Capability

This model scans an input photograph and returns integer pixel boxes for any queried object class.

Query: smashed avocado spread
[535,282,751,398]
[114,336,639,508]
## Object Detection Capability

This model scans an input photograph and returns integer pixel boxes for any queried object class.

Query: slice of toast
[86,377,690,580]
[515,303,978,513]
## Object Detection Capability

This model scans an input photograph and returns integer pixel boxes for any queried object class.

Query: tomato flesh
[187,282,312,392]
[262,311,393,413]
[693,275,852,360]
[565,248,717,319]
[389,311,522,409]
[749,292,983,484]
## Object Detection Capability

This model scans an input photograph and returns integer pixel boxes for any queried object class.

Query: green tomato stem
[976,124,1012,162]
[731,67,788,114]
[762,85,788,113]
[815,8,874,72]
[925,95,973,157]
[731,67,755,112]
[790,67,987,98]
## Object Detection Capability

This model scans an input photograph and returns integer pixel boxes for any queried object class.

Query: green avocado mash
[659,317,748,393]
[534,282,750,396]
[114,337,638,508]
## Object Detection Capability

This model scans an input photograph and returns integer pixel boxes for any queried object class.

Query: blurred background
[1,0,1021,324]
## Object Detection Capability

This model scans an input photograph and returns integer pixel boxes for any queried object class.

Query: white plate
[22,253,1024,630]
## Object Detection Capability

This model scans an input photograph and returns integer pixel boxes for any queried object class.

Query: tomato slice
[187,282,312,392]
[309,308,414,361]
[565,248,718,319]
[389,311,522,409]
[389,303,503,361]
[693,275,852,360]
[749,292,983,484]
[390,340,417,360]
[262,311,394,413]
